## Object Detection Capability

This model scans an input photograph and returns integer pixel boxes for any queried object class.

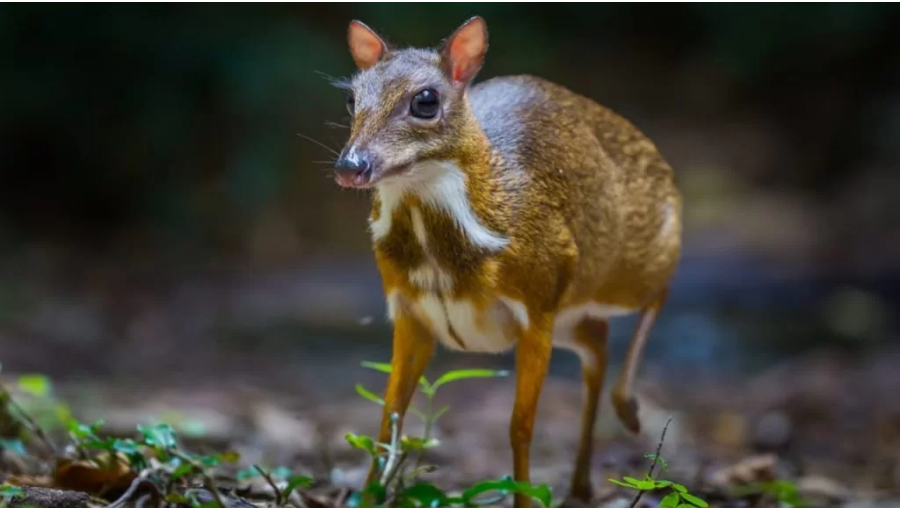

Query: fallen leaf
[53,452,136,497]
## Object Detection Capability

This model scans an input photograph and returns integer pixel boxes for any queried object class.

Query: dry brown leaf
[52,452,137,497]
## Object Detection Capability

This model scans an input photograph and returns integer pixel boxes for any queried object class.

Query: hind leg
[612,289,668,433]
[559,318,609,502]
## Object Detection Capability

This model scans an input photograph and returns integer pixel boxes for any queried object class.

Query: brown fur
[339,17,681,505]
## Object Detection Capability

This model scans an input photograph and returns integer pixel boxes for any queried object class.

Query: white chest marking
[369,161,508,252]
[408,265,455,292]
[411,294,524,353]
[406,206,456,292]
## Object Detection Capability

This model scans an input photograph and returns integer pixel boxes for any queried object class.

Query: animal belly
[412,294,519,353]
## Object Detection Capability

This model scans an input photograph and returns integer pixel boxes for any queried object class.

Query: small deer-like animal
[333,17,681,506]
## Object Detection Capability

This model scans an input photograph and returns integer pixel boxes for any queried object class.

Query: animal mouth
[334,166,374,189]
[334,161,416,189]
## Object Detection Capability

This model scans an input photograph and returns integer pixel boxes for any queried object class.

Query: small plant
[609,474,707,508]
[355,362,508,476]
[346,362,552,507]
[608,418,708,508]
[733,479,807,508]
[0,484,25,506]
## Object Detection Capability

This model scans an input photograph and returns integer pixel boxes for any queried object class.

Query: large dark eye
[410,88,440,119]
[346,95,355,115]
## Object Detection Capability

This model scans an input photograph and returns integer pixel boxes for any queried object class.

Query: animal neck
[369,107,506,263]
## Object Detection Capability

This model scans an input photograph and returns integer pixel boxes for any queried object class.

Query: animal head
[333,17,488,189]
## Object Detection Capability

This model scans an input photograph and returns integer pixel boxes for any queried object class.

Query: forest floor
[0,342,898,508]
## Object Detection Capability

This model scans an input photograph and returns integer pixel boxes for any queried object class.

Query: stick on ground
[630,416,673,508]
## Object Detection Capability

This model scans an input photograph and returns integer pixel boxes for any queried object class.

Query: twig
[134,493,151,508]
[171,450,228,508]
[332,487,349,508]
[0,386,57,454]
[630,416,673,509]
[106,470,152,508]
[253,464,283,507]
[379,412,401,486]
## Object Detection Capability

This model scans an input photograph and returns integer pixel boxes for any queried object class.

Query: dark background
[0,3,897,503]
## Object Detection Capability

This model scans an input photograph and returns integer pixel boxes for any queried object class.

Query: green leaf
[431,405,450,422]
[138,423,177,449]
[462,479,552,508]
[355,384,385,406]
[220,451,240,463]
[361,361,393,374]
[271,466,293,479]
[644,452,669,470]
[608,478,642,489]
[345,433,377,456]
[679,492,708,508]
[0,484,25,500]
[400,437,439,451]
[360,361,431,393]
[623,476,655,490]
[83,437,118,451]
[397,482,448,508]
[401,436,440,451]
[0,438,26,456]
[670,483,687,494]
[17,374,50,397]
[113,438,138,455]
[236,467,259,481]
[67,419,105,441]
[199,455,221,467]
[166,493,187,504]
[347,482,387,508]
[282,475,313,498]
[171,462,195,480]
[660,492,681,508]
[431,369,509,391]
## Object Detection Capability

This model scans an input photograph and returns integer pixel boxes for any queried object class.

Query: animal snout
[334,148,374,188]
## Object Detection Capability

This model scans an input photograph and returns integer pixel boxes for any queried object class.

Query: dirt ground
[4,337,891,508]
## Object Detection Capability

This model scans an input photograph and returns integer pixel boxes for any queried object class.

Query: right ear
[348,20,387,70]
[442,16,488,86]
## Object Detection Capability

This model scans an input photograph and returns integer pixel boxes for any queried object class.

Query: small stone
[797,475,849,504]
[253,403,318,452]
[751,411,792,450]
[709,453,779,489]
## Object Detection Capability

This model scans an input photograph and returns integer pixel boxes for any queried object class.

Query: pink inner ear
[349,22,384,69]
[449,20,486,83]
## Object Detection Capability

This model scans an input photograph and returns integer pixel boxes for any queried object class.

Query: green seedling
[345,363,552,508]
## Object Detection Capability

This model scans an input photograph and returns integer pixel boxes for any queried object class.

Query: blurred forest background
[0,3,897,504]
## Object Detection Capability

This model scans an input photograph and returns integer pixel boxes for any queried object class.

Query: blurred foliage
[0,4,896,263]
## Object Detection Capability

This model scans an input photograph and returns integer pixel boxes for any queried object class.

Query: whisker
[324,121,349,129]
[296,133,341,156]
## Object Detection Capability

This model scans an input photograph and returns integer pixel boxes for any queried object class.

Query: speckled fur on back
[467,75,682,310]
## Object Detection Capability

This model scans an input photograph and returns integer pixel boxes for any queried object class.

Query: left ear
[441,16,488,86]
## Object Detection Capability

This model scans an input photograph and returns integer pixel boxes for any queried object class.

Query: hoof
[613,393,641,434]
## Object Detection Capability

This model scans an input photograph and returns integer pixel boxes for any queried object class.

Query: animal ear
[442,16,488,86]
[348,20,387,70]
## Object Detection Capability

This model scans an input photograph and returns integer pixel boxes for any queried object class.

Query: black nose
[334,152,371,177]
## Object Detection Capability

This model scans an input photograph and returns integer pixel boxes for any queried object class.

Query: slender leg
[612,289,668,433]
[510,317,554,508]
[365,311,435,485]
[567,318,609,502]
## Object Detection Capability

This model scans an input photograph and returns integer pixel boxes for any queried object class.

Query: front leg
[510,316,553,508]
[365,309,435,485]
